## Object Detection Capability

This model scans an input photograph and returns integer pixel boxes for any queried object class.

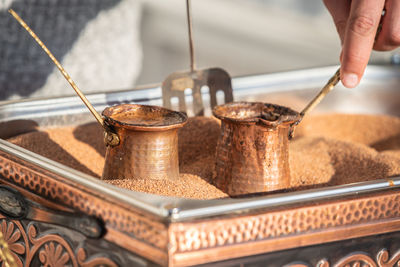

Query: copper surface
[0,215,119,267]
[2,150,400,266]
[287,248,400,267]
[0,150,169,265]
[101,104,187,181]
[169,192,400,266]
[213,102,301,195]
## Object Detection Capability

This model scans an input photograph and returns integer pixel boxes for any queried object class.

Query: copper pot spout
[213,102,301,196]
[101,104,187,181]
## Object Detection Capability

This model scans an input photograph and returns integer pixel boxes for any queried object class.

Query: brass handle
[186,0,196,72]
[286,68,341,139]
[300,68,341,117]
[8,9,119,147]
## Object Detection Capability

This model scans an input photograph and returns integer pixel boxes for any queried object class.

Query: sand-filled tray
[1,65,400,266]
[6,114,400,200]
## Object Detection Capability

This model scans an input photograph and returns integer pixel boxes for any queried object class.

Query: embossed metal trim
[0,151,168,265]
[3,140,400,266]
[287,248,400,267]
[169,191,400,266]
[0,216,118,267]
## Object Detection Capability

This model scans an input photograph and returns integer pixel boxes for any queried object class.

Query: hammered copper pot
[213,102,301,196]
[101,104,187,180]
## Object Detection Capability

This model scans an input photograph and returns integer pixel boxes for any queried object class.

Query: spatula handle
[300,68,341,116]
[186,0,196,72]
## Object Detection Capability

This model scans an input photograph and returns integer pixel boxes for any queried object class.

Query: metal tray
[1,65,400,266]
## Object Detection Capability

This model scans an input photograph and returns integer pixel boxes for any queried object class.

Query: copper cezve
[102,104,187,181]
[213,102,301,196]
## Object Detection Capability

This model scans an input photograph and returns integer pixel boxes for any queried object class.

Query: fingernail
[342,73,359,88]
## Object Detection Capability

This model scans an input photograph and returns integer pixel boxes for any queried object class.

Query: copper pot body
[101,104,187,180]
[213,102,301,196]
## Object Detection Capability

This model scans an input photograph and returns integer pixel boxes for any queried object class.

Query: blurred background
[137,0,394,85]
[0,0,398,101]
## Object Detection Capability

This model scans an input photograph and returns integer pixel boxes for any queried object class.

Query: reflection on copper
[102,104,187,181]
[213,102,301,196]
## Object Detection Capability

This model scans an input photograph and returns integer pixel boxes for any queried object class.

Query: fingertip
[341,72,359,88]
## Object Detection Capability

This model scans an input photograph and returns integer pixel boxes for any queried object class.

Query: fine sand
[8,114,400,199]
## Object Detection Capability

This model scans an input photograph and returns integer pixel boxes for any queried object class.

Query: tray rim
[1,64,400,223]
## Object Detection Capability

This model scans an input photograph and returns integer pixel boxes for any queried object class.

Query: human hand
[323,0,400,88]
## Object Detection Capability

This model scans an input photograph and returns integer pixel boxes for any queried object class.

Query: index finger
[341,0,385,88]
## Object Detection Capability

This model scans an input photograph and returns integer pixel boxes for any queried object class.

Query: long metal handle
[300,68,341,116]
[9,9,104,128]
[301,16,383,118]
[186,0,196,72]
[8,9,119,147]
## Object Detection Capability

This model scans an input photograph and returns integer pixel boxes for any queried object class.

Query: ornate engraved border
[3,147,400,266]
[0,151,168,265]
[0,216,118,267]
[287,248,400,267]
[169,191,400,266]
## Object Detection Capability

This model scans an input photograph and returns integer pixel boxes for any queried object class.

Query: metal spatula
[162,0,233,116]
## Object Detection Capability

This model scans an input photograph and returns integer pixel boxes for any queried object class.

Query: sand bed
[8,114,400,199]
